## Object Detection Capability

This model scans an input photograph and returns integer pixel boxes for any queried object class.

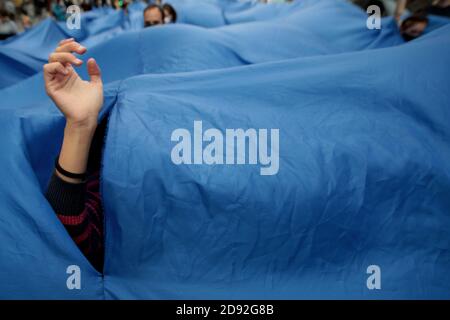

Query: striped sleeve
[46,170,104,272]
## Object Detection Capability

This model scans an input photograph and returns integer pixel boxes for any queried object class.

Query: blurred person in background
[113,0,129,10]
[52,0,67,21]
[34,0,48,17]
[393,0,449,41]
[399,13,429,40]
[162,3,176,23]
[395,0,450,20]
[22,1,35,19]
[13,0,24,17]
[0,9,19,40]
[428,0,450,15]
[4,0,17,16]
[143,4,164,27]
[20,7,33,30]
[80,0,94,11]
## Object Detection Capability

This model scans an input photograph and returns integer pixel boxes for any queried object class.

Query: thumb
[87,58,102,85]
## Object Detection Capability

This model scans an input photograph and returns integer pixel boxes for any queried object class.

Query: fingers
[49,38,86,67]
[58,38,74,46]
[49,52,83,66]
[87,58,102,85]
[56,41,86,55]
[46,39,102,85]
[43,62,70,86]
[44,62,68,76]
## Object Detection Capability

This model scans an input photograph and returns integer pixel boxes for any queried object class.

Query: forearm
[57,119,98,183]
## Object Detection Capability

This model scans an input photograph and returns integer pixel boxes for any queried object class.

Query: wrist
[63,118,97,148]
[65,116,98,133]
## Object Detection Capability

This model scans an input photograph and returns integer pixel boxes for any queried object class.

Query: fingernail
[75,59,83,64]
[78,45,85,50]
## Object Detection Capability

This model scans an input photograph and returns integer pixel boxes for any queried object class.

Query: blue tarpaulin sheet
[0,0,449,299]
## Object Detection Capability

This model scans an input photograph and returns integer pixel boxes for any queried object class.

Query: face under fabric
[0,0,450,299]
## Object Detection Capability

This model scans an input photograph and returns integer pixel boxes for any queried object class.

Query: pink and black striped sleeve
[46,170,104,272]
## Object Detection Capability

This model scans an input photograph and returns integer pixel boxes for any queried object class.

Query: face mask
[164,16,172,24]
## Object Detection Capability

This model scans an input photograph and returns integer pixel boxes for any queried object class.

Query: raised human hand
[44,38,103,128]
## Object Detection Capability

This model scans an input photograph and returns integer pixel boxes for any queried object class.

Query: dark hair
[401,14,429,31]
[400,14,429,41]
[162,3,177,23]
[144,4,165,19]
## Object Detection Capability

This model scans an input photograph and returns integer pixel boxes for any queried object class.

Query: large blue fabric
[0,0,449,299]
[0,0,405,90]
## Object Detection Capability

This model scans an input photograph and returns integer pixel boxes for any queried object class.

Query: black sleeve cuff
[45,172,86,216]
